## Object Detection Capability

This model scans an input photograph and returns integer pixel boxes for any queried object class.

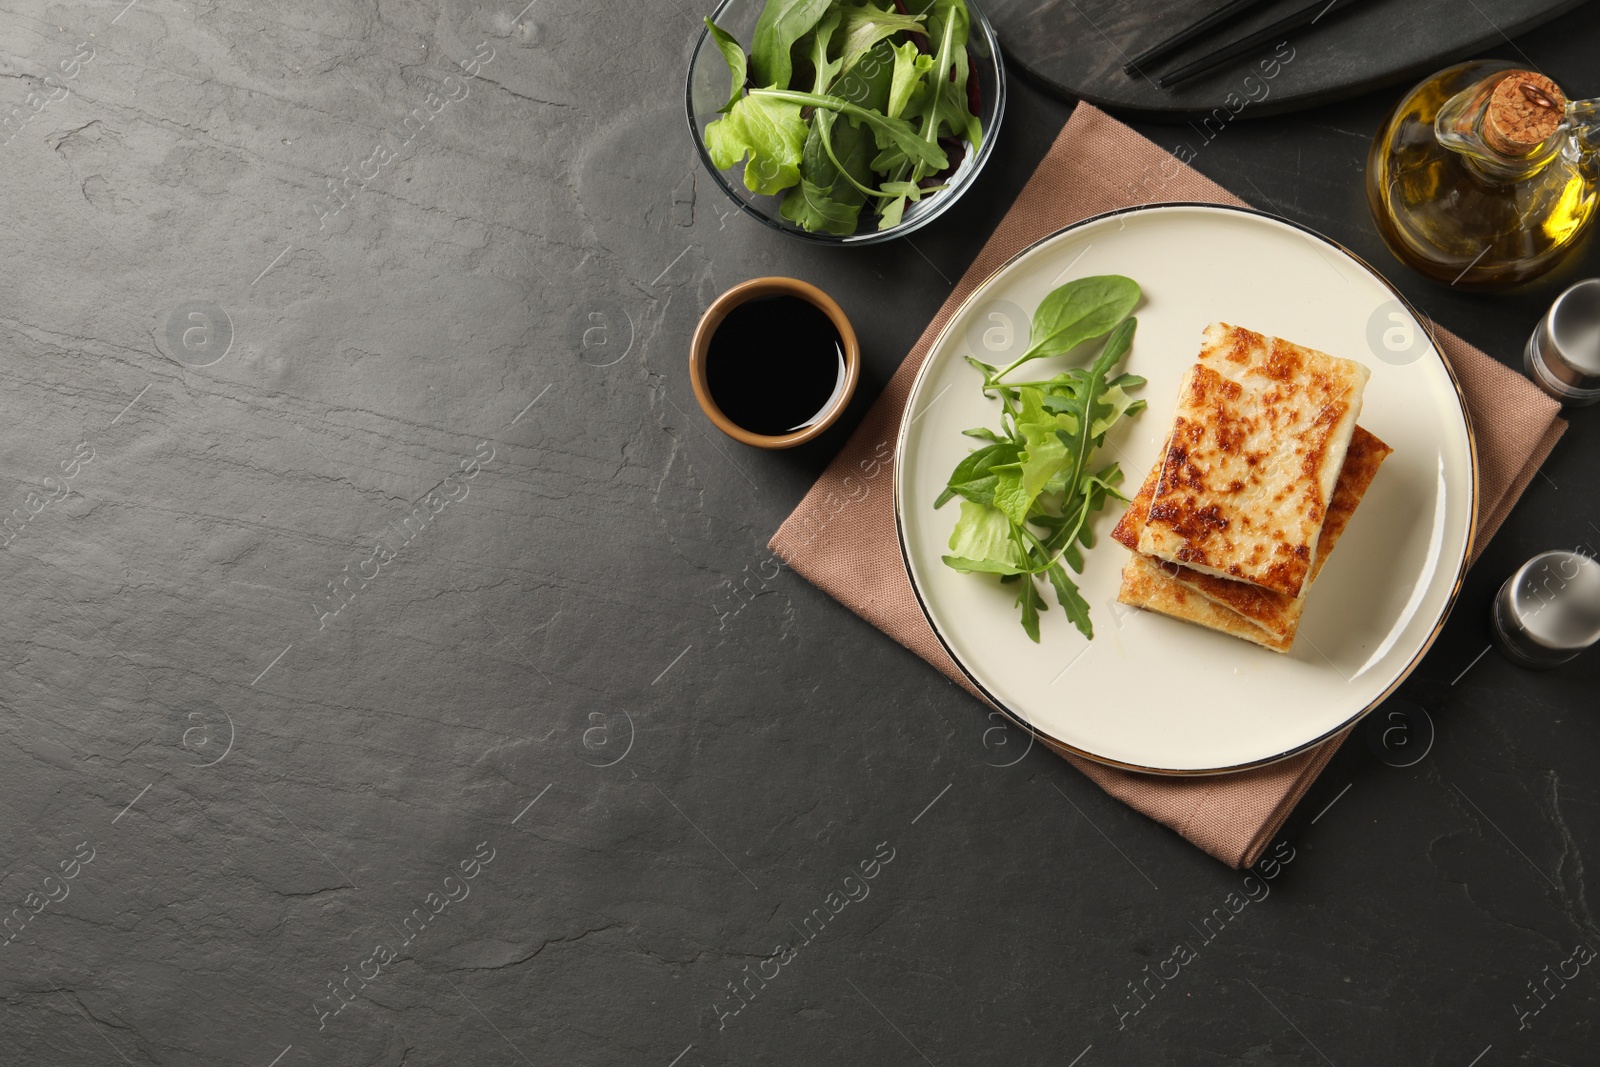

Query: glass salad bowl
[685,0,1006,245]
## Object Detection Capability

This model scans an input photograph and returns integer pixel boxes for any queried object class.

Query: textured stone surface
[0,2,1596,1065]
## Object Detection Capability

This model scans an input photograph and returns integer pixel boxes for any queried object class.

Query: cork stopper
[1483,71,1566,155]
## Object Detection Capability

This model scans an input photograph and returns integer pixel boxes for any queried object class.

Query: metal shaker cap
[1492,550,1600,668]
[1525,278,1600,405]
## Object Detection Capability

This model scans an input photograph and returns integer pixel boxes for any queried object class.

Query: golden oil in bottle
[1367,60,1600,289]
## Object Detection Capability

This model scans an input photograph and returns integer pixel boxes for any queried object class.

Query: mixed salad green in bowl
[686,0,1005,242]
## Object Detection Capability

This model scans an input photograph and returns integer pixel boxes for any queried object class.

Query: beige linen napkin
[768,104,1567,868]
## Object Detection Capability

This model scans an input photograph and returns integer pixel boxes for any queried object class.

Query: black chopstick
[1122,0,1278,77]
[1156,0,1375,88]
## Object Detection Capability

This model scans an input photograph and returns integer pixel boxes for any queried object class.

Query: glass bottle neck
[1436,75,1600,182]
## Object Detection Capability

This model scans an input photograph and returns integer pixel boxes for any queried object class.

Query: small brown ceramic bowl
[689,277,860,449]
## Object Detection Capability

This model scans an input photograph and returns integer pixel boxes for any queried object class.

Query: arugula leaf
[1089,310,1138,379]
[914,1,960,149]
[873,178,945,230]
[703,93,809,195]
[936,278,1147,643]
[886,40,933,119]
[1016,574,1046,643]
[836,4,927,79]
[1091,383,1145,437]
[908,0,980,144]
[704,18,748,111]
[866,129,948,175]
[876,3,963,229]
[803,8,843,93]
[750,0,833,90]
[965,353,998,372]
[750,89,948,174]
[1043,317,1138,566]
[907,0,970,49]
[1045,560,1092,638]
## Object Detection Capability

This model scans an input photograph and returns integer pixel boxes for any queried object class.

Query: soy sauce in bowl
[691,279,860,450]
[705,296,847,436]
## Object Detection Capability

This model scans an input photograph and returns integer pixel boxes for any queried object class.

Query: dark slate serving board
[984,0,1593,120]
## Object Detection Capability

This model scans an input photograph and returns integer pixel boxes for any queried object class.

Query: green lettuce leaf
[1013,387,1073,511]
[704,92,808,195]
[942,501,1029,575]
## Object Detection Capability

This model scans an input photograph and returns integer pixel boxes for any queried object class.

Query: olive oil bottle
[1367,61,1600,288]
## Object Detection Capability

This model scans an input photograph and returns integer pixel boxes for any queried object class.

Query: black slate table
[0,2,1596,1065]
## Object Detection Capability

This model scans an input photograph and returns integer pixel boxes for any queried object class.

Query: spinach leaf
[991,275,1141,383]
[934,439,1016,508]
[829,35,896,110]
[750,0,834,89]
[778,42,893,235]
[779,176,861,233]
[704,18,748,111]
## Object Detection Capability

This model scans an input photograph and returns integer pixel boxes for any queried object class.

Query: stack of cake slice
[1113,323,1388,652]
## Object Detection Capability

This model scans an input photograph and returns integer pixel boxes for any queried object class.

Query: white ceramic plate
[894,204,1477,774]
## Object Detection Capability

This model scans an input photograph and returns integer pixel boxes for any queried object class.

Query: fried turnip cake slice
[1136,323,1370,598]
[1114,426,1391,651]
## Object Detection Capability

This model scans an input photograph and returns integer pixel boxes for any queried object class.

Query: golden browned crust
[1117,553,1291,652]
[1135,323,1370,598]
[1115,426,1392,650]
